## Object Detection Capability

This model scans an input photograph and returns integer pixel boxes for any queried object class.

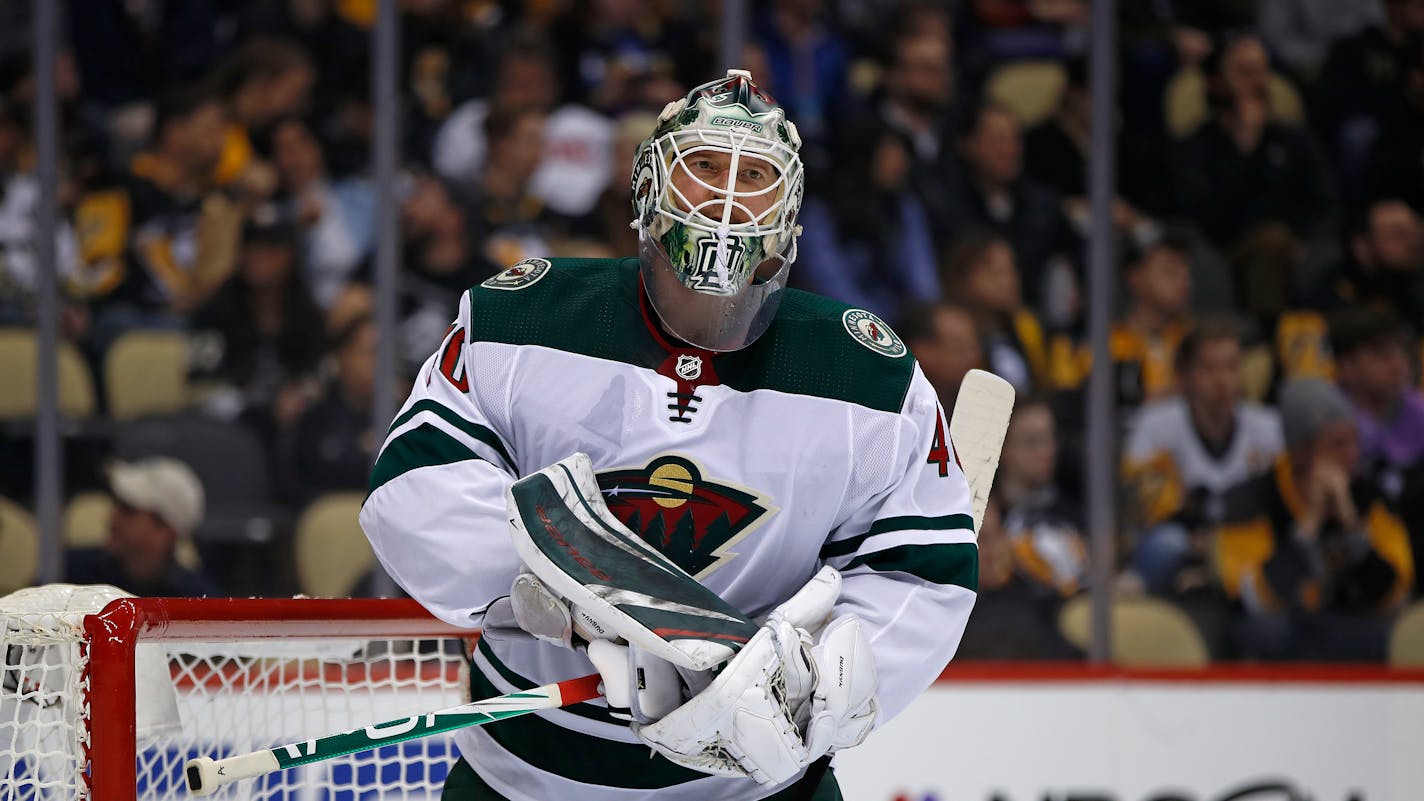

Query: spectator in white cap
[65,457,221,597]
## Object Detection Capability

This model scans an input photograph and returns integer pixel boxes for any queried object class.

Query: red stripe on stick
[556,673,604,704]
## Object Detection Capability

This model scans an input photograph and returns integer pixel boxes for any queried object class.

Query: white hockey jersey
[360,257,977,801]
[1123,397,1284,525]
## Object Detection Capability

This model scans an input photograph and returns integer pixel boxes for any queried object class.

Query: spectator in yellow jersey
[1112,234,1194,407]
[1049,233,1195,410]
[72,86,243,348]
[1214,378,1414,660]
[939,230,1048,395]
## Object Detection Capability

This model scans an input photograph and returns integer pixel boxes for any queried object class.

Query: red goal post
[3,588,475,801]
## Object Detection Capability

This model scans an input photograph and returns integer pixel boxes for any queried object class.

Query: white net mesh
[1,586,470,801]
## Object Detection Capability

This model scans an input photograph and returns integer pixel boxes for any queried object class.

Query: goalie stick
[184,371,1012,795]
[947,369,1016,532]
[184,673,602,796]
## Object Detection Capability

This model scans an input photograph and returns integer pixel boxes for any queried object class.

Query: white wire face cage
[636,126,804,296]
[631,69,805,350]
[656,128,800,262]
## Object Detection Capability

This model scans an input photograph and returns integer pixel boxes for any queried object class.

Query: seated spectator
[394,173,487,376]
[997,397,1088,599]
[1273,198,1424,387]
[1330,307,1424,487]
[1023,57,1165,234]
[950,101,1077,301]
[1214,378,1414,660]
[72,86,244,347]
[279,314,378,506]
[211,37,314,192]
[940,230,1049,394]
[189,207,325,432]
[795,118,939,323]
[432,32,613,221]
[464,104,571,267]
[268,115,375,310]
[953,495,1082,660]
[1329,198,1424,325]
[1167,30,1332,246]
[1169,33,1336,322]
[1123,319,1284,595]
[874,28,962,249]
[900,301,984,416]
[1113,233,1195,407]
[65,458,220,597]
[1049,233,1195,410]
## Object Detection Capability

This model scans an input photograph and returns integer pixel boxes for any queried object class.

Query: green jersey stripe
[819,514,975,559]
[844,542,978,590]
[387,398,514,468]
[368,423,489,495]
[468,659,708,788]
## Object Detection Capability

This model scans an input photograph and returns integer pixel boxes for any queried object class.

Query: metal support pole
[1085,0,1118,663]
[33,0,63,584]
[719,0,748,72]
[369,0,401,598]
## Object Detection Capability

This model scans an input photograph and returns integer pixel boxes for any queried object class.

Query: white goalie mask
[632,69,805,351]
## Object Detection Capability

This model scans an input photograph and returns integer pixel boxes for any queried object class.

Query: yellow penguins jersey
[1213,455,1414,611]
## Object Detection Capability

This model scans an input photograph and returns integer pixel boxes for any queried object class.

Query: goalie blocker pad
[506,453,759,671]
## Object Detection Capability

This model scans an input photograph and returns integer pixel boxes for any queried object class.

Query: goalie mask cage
[1,588,473,800]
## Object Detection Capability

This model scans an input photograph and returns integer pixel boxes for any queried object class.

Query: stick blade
[948,369,1016,534]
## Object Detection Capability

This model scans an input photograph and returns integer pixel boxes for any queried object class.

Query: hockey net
[1,585,474,800]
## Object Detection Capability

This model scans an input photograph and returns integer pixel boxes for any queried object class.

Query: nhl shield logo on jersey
[842,308,907,358]
[596,455,776,578]
[481,258,551,291]
[674,354,703,381]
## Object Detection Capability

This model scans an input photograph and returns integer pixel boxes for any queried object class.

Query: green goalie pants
[441,756,843,801]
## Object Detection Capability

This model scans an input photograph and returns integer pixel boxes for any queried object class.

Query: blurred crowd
[1,0,1423,662]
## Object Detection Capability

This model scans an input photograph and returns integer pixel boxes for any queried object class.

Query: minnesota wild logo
[842,308,907,358]
[481,258,550,291]
[596,455,776,578]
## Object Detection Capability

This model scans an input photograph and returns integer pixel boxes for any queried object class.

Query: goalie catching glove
[634,566,879,786]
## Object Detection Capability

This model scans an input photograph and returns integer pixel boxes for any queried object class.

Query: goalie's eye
[740,165,772,187]
[688,157,720,176]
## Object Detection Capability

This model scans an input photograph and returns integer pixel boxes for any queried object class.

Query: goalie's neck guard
[632,69,805,352]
